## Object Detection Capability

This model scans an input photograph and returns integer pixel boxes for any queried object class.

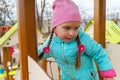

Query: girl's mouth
[65,37,73,41]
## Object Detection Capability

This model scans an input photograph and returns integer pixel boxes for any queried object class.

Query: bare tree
[112,12,120,24]
[44,3,52,34]
[0,1,4,25]
[0,0,16,26]
[36,0,52,35]
[36,0,46,30]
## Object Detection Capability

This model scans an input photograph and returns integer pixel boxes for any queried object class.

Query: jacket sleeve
[78,29,116,78]
[38,36,51,59]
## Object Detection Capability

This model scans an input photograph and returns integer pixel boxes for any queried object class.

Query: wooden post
[58,67,60,80]
[94,0,106,79]
[94,0,106,48]
[17,0,37,80]
[40,59,47,72]
[9,76,14,80]
[3,47,12,80]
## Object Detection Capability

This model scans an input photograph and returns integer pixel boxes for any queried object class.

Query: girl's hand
[103,78,114,80]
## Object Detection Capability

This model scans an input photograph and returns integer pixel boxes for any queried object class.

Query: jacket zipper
[61,42,74,80]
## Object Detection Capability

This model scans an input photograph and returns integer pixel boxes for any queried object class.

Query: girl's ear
[53,27,57,36]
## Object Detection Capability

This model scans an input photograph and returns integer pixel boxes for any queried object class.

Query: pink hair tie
[78,44,85,53]
[42,46,50,54]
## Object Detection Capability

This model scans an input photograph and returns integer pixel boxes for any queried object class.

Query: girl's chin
[64,39,72,42]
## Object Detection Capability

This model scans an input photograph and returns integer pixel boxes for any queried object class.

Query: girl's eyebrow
[62,24,80,28]
[63,25,71,27]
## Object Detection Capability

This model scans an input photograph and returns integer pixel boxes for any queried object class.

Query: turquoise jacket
[38,29,113,80]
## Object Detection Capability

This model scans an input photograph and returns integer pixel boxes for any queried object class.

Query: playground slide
[106,21,120,44]
[84,20,120,44]
[14,56,52,80]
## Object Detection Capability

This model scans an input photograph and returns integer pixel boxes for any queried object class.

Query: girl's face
[54,21,80,42]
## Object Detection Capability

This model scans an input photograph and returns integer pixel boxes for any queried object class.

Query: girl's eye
[63,27,70,30]
[75,27,79,30]
[72,27,79,31]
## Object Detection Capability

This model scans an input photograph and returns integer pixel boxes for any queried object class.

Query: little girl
[38,0,116,80]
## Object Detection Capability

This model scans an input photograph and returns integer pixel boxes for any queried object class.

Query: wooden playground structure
[0,0,119,80]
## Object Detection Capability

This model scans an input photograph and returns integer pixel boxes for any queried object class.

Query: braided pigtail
[75,35,85,69]
[75,35,81,69]
[38,29,54,60]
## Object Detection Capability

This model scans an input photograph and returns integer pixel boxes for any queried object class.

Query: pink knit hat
[51,0,81,28]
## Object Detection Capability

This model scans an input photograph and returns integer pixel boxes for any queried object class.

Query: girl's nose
[68,30,75,36]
